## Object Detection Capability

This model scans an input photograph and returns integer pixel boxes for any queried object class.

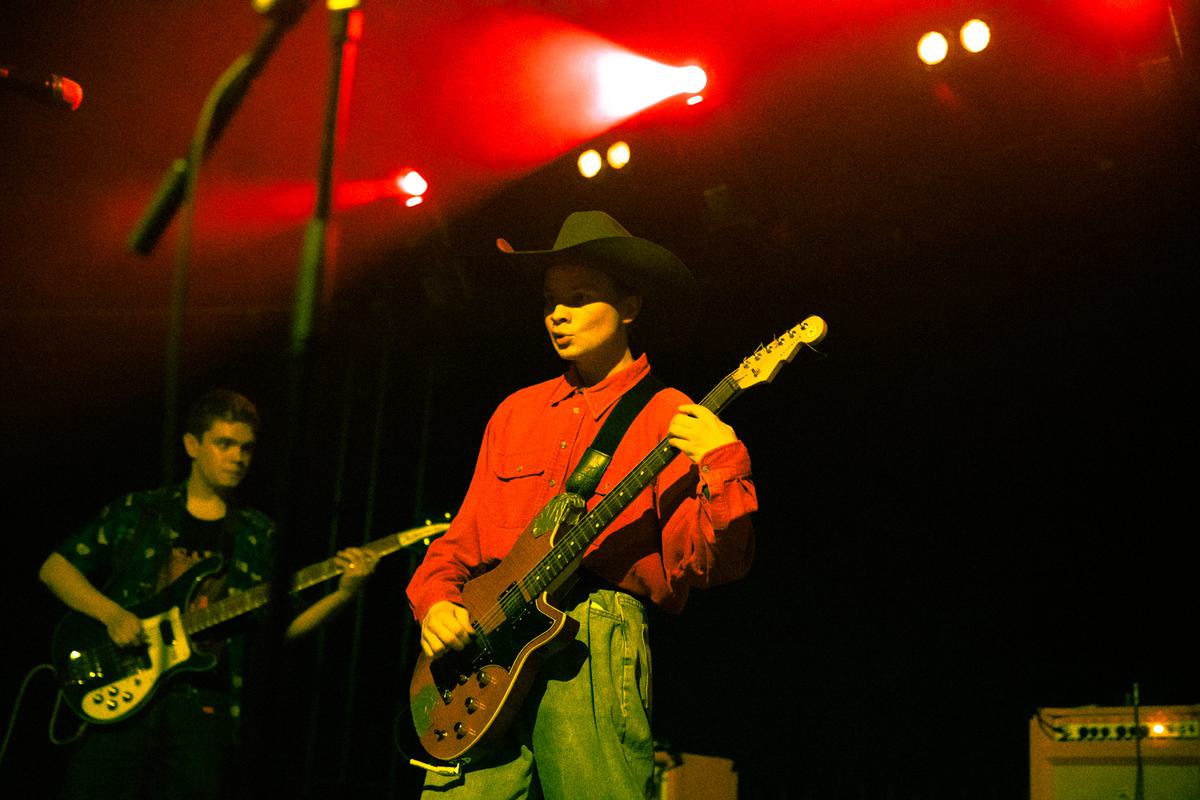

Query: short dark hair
[184,389,260,439]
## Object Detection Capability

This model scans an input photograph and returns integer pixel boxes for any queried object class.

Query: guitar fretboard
[182,525,447,636]
[513,374,744,604]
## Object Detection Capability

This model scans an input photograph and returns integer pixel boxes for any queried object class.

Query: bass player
[38,388,378,800]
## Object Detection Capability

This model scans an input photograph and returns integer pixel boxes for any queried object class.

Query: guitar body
[51,556,223,725]
[408,495,585,763]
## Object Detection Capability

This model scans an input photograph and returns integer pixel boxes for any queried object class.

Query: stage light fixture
[918,31,950,65]
[960,19,991,53]
[395,169,428,198]
[578,149,603,178]
[606,141,631,170]
[393,169,428,208]
[594,55,708,119]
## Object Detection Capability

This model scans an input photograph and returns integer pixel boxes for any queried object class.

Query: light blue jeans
[421,588,654,800]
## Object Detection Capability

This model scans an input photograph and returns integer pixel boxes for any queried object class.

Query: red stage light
[395,170,428,198]
[593,56,707,121]
[409,13,711,171]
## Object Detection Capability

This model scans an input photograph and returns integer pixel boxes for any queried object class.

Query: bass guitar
[406,317,826,764]
[53,521,449,724]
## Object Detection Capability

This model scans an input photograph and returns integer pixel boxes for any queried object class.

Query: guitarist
[37,389,378,800]
[407,211,758,799]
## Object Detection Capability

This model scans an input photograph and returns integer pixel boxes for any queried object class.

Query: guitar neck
[183,524,448,637]
[518,375,743,600]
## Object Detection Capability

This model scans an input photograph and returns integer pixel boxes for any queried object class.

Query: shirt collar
[548,353,652,420]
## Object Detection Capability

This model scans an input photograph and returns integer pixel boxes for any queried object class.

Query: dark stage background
[3,2,1198,798]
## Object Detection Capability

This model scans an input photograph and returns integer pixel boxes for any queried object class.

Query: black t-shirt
[176,512,229,560]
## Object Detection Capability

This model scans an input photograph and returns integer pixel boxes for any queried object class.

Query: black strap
[564,374,664,500]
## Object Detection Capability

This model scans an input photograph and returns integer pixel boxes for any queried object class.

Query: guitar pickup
[158,618,176,646]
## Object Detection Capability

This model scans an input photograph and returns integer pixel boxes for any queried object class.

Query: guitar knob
[457,673,469,685]
[441,689,453,705]
[454,722,466,738]
[121,692,133,702]
[476,670,490,687]
[434,729,447,741]
[107,686,119,696]
[106,700,118,711]
[465,697,478,713]
[91,693,104,705]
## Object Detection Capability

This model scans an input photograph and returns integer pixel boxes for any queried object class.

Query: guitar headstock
[730,316,827,390]
[397,518,453,548]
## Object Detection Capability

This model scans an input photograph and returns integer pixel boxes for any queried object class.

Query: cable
[1132,682,1144,800]
[0,663,86,766]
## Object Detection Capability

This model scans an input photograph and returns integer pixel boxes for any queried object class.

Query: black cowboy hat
[496,210,698,346]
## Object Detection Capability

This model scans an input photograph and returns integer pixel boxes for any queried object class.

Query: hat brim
[498,235,699,347]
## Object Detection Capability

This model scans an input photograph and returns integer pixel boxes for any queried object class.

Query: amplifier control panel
[1056,718,1199,742]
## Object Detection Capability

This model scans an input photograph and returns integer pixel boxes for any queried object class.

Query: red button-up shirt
[406,355,757,621]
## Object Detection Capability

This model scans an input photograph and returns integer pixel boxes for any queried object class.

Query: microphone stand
[128,2,311,483]
[255,3,363,796]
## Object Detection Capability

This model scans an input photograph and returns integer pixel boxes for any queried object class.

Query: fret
[177,524,450,636]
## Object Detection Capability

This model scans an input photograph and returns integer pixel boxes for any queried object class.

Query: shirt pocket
[487,448,549,529]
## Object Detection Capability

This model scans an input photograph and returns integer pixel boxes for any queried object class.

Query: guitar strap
[564,374,664,501]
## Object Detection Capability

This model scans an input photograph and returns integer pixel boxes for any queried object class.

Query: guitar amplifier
[1030,705,1200,800]
[654,751,737,800]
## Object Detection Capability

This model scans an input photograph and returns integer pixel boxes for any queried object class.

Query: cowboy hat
[496,211,698,345]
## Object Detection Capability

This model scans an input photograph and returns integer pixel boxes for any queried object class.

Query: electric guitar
[53,521,450,724]
[406,316,827,764]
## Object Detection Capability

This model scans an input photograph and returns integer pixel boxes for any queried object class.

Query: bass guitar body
[52,520,452,726]
[52,557,223,724]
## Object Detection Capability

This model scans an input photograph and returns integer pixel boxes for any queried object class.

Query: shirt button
[701,465,710,473]
[559,441,567,449]
[572,407,580,415]
[548,479,557,487]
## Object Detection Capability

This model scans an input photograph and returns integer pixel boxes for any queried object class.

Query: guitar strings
[468,375,741,638]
